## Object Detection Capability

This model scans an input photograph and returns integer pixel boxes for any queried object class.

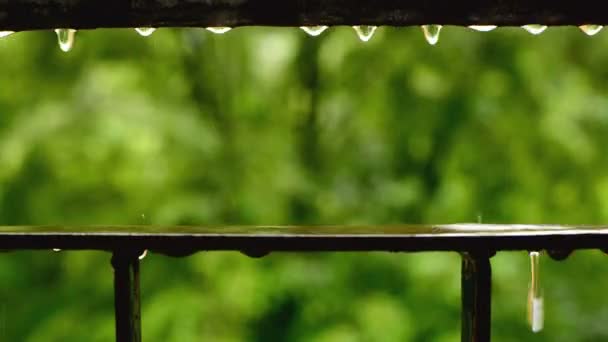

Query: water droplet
[468,25,497,32]
[421,25,442,45]
[353,25,377,42]
[579,25,603,36]
[527,251,544,333]
[300,26,328,36]
[52,248,61,252]
[522,25,547,35]
[54,29,76,52]
[138,250,148,260]
[206,27,232,34]
[135,27,156,37]
[0,31,14,38]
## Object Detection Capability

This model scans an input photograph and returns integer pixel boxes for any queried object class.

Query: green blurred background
[1,25,608,341]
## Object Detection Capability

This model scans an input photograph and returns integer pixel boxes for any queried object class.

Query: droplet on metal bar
[527,251,544,333]
[579,25,603,36]
[138,250,148,260]
[300,26,328,37]
[421,25,442,45]
[135,27,156,37]
[468,25,497,32]
[206,27,232,34]
[0,31,14,38]
[522,25,547,35]
[54,29,76,52]
[52,248,61,252]
[353,25,377,42]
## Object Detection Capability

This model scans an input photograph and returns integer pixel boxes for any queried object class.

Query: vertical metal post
[111,250,142,342]
[461,252,493,342]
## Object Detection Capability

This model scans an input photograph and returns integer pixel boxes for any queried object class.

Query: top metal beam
[0,0,606,31]
[0,224,606,255]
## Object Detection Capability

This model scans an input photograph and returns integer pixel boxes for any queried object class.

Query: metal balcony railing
[1,0,607,31]
[1,2,604,341]
[0,224,605,341]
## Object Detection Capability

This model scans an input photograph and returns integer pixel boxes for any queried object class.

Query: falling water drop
[300,26,328,37]
[206,27,232,34]
[52,248,61,252]
[353,25,377,42]
[0,31,14,38]
[468,25,497,32]
[139,250,148,260]
[421,25,442,45]
[522,25,547,35]
[527,251,544,333]
[579,25,603,36]
[54,29,76,52]
[135,27,156,37]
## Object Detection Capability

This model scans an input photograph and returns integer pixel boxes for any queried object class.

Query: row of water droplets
[0,24,604,51]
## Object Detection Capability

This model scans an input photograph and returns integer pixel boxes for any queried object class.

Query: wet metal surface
[1,0,607,31]
[0,224,606,255]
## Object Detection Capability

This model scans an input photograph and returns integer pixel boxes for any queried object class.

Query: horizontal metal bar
[0,224,606,255]
[0,0,606,31]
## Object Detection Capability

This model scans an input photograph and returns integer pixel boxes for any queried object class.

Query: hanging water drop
[135,27,156,37]
[353,25,377,42]
[527,251,544,333]
[139,250,148,260]
[52,248,61,252]
[54,29,76,52]
[0,31,14,38]
[522,25,547,35]
[300,26,328,37]
[206,27,232,34]
[468,25,497,32]
[421,25,442,45]
[579,25,603,36]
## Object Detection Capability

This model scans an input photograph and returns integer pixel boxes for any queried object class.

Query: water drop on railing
[421,25,442,45]
[468,25,497,32]
[300,26,328,36]
[206,27,232,34]
[522,25,547,35]
[138,250,148,260]
[135,27,156,37]
[0,31,14,38]
[54,29,76,52]
[353,25,377,42]
[527,251,544,333]
[579,25,603,36]
[52,248,61,252]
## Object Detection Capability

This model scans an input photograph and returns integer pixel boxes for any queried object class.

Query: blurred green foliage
[1,25,608,341]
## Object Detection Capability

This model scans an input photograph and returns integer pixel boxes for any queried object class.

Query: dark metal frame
[1,0,607,31]
[0,224,602,341]
[0,2,602,340]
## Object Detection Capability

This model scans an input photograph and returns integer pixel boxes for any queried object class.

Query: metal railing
[0,224,605,341]
[1,2,604,341]
[1,0,607,31]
